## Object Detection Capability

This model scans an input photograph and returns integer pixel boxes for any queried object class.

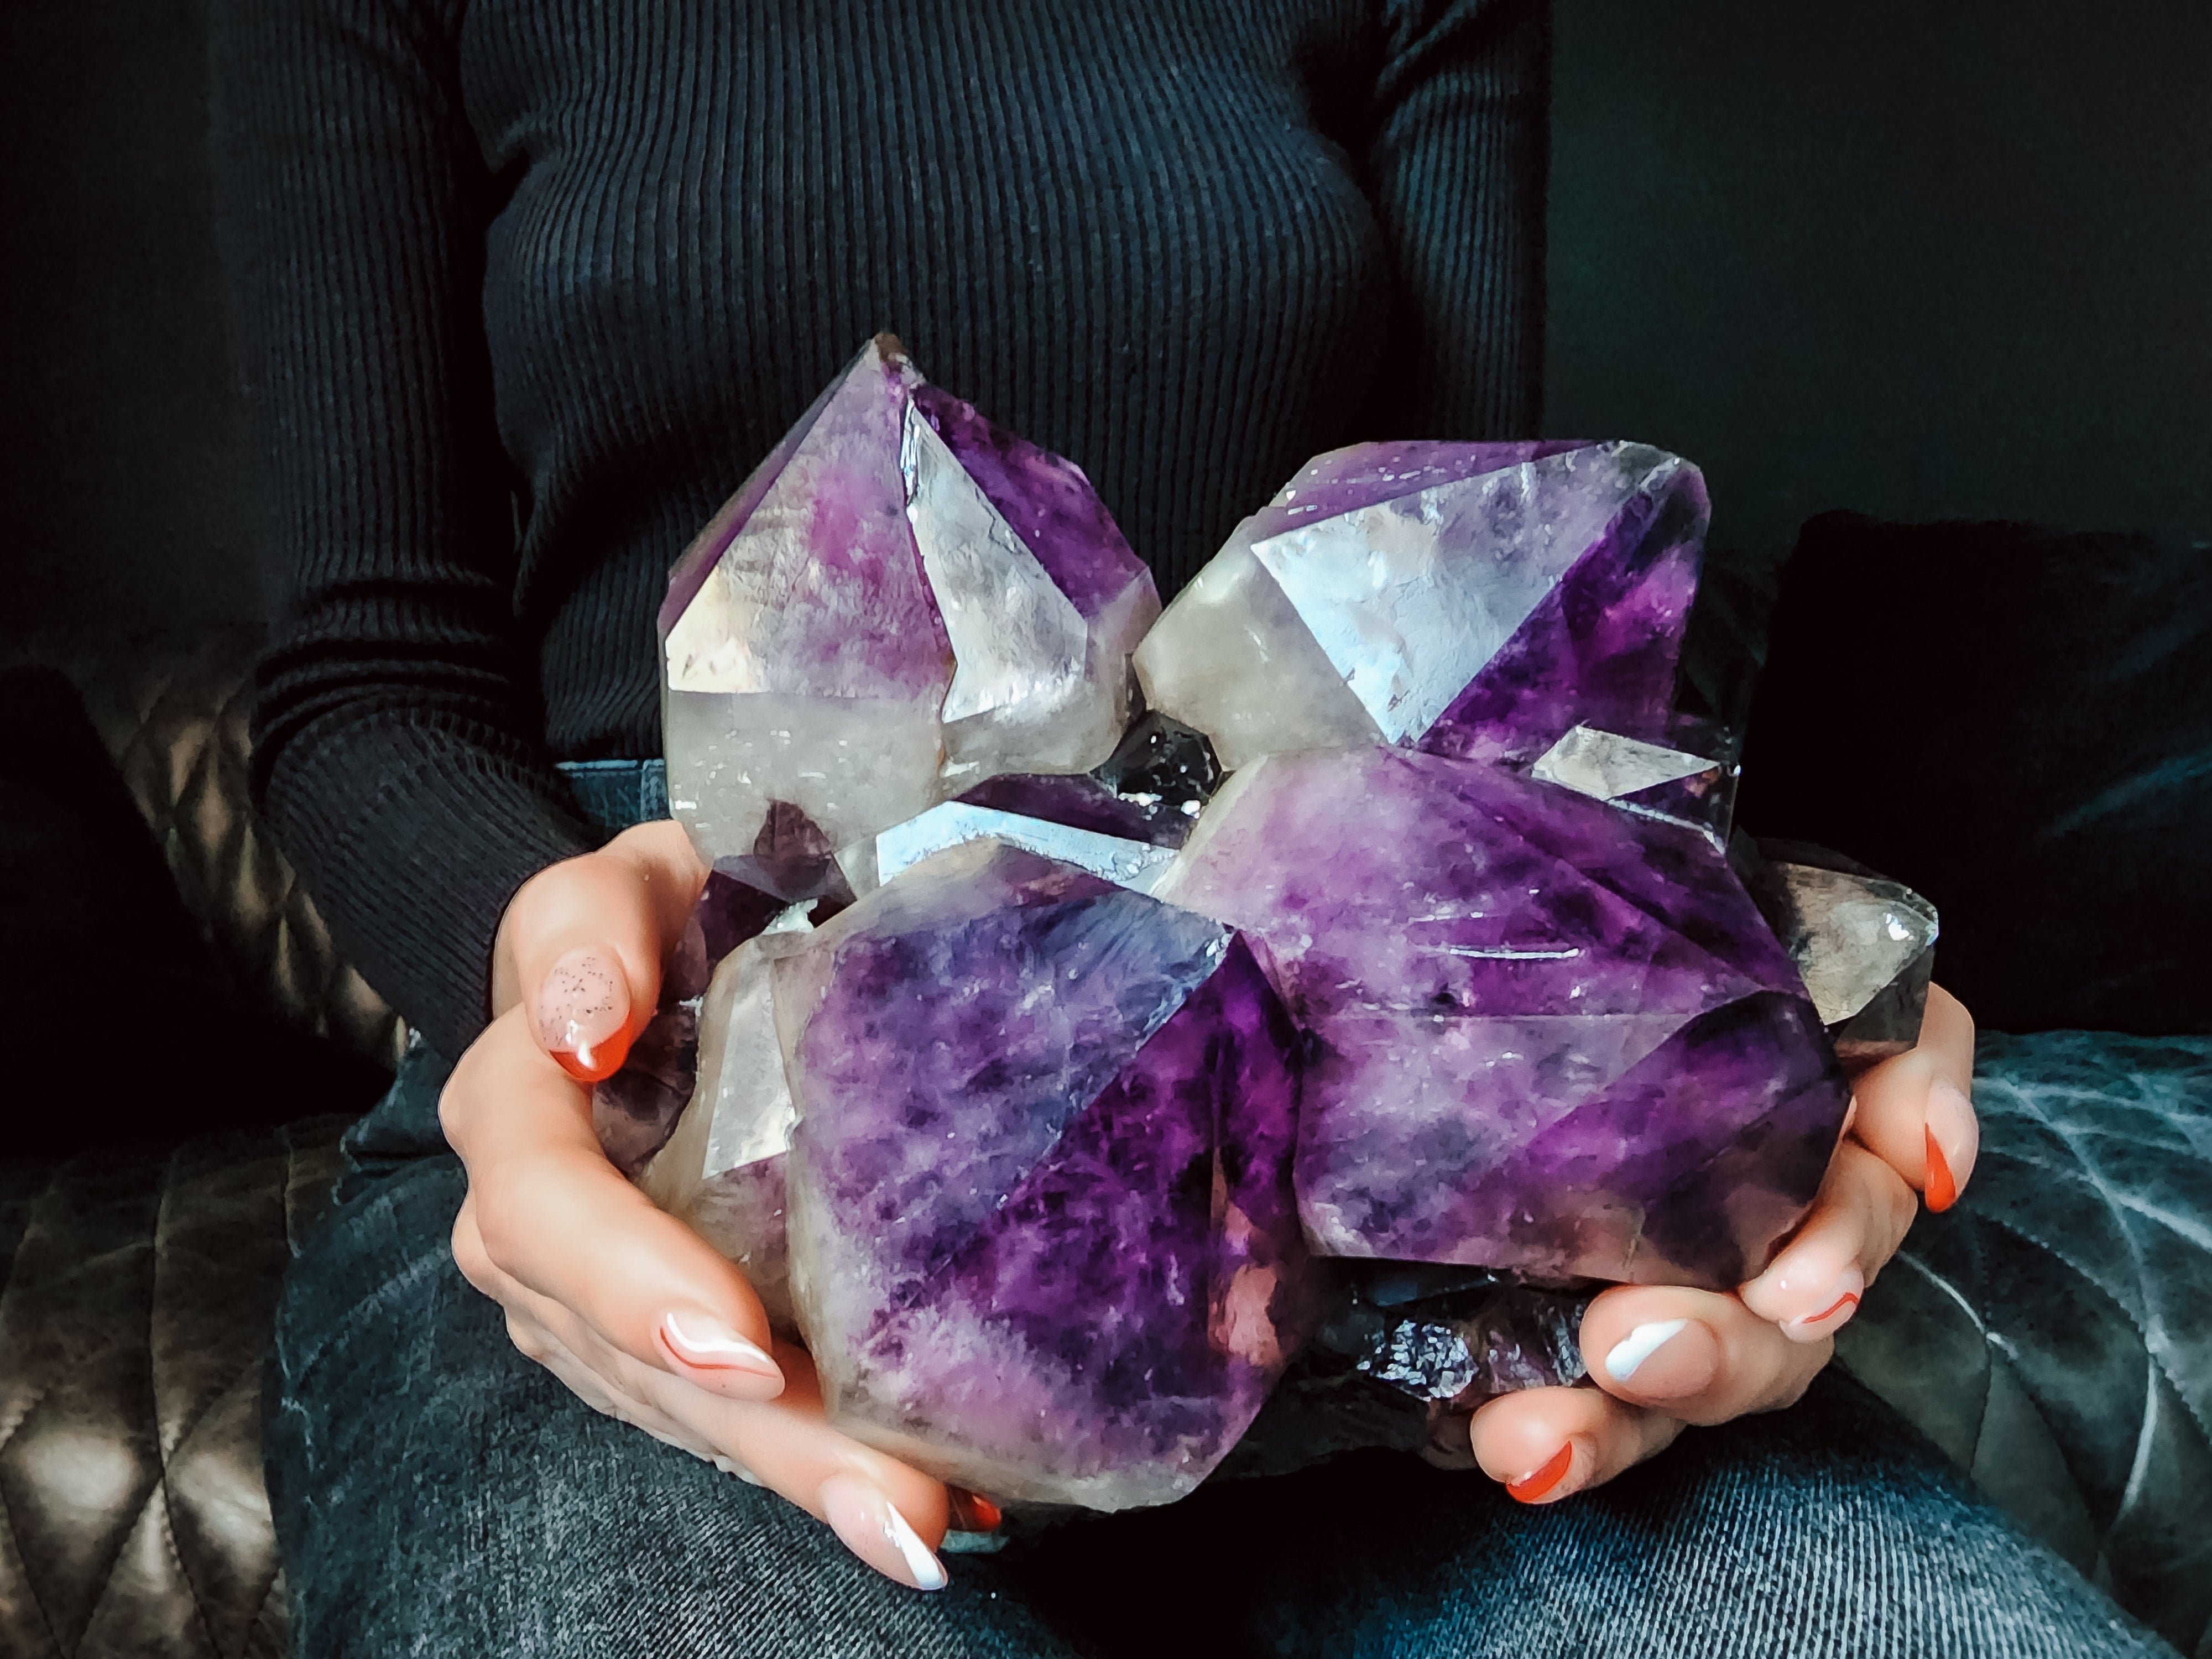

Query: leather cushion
[33,627,403,1070]
[0,1118,348,1659]
[1839,1029,2212,1657]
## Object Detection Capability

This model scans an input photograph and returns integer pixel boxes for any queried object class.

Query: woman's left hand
[1465,983,1980,1503]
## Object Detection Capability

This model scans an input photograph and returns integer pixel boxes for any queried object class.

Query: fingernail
[658,1312,784,1395]
[820,1473,948,1591]
[1506,1442,1578,1504]
[1924,1129,1958,1212]
[1925,1079,1978,1210]
[1603,1316,1718,1399]
[539,947,630,1082]
[947,1488,1003,1533]
[1784,1265,1866,1340]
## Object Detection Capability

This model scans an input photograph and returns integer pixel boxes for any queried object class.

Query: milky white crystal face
[901,405,1126,782]
[639,930,813,1329]
[1132,540,1380,771]
[662,688,948,873]
[1248,450,1647,744]
[1530,724,1717,801]
[853,800,1177,896]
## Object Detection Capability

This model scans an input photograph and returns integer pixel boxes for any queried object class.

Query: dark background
[1546,0,2212,565]
[6,0,2209,649]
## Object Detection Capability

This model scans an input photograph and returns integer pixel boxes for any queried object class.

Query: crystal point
[780,843,1309,1509]
[1135,441,1708,770]
[1741,841,1939,1070]
[663,341,1157,873]
[1531,717,1741,847]
[1157,745,1848,1288]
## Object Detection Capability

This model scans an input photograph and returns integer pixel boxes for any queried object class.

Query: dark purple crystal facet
[780,843,1310,1509]
[1159,745,1850,1290]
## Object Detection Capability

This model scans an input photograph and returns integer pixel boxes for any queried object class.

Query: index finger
[442,1007,785,1401]
[495,820,711,1079]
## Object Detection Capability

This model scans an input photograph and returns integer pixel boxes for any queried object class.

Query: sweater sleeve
[210,0,597,1061]
[1363,0,1552,437]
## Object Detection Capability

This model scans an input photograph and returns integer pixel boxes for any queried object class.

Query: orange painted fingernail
[552,1041,629,1083]
[1926,1127,1958,1212]
[947,1488,1003,1532]
[1506,1443,1575,1504]
[540,948,632,1081]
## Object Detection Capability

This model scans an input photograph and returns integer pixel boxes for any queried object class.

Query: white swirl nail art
[1604,1317,1689,1383]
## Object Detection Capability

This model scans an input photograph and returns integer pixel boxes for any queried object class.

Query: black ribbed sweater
[210,0,1551,1060]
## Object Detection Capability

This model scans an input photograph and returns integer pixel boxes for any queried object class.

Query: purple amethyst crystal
[592,1000,701,1178]
[1157,745,1850,1290]
[955,771,1166,845]
[1133,441,1706,772]
[777,843,1310,1509]
[661,337,1159,880]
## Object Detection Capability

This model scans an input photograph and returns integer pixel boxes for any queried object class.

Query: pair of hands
[442,820,1979,1589]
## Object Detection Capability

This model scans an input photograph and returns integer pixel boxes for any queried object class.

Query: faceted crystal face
[662,338,1160,877]
[1156,746,1849,1288]
[1531,723,1715,801]
[639,931,813,1330]
[1530,716,1741,848]
[1739,841,1939,1070]
[840,764,1193,896]
[853,799,1177,896]
[1134,441,1707,771]
[777,843,1308,1509]
[665,340,944,704]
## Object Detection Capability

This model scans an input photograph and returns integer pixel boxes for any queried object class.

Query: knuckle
[504,1312,552,1363]
[513,849,595,913]
[450,1207,498,1292]
[1768,1343,1832,1413]
[469,1173,533,1279]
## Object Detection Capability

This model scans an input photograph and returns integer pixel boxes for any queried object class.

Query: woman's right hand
[439,820,955,1591]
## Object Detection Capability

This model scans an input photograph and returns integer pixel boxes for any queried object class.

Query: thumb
[495,820,709,1082]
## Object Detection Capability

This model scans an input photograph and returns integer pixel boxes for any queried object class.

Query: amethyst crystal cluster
[620,338,1934,1510]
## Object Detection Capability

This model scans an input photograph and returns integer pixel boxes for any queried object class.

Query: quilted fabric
[45,628,403,1071]
[0,1119,348,1659]
[1840,1030,2212,1657]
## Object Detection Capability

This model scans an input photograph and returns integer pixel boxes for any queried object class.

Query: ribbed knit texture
[209,0,1551,1060]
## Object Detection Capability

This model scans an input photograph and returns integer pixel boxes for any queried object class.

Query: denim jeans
[264,764,2172,1657]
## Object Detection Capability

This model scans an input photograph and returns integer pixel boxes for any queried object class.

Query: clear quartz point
[1739,840,1940,1069]
[1531,724,1716,800]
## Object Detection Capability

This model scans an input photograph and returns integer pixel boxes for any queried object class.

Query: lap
[269,1152,1079,1658]
[268,1065,2168,1659]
